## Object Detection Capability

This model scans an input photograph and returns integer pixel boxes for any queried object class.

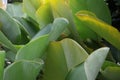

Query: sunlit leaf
[3,60,43,80]
[0,51,5,80]
[0,9,21,43]
[35,2,53,28]
[76,10,120,50]
[43,38,88,80]
[66,47,109,80]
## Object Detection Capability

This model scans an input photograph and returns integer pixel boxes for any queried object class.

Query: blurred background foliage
[7,0,120,34]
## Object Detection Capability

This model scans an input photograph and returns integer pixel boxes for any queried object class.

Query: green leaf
[6,51,16,62]
[33,18,69,41]
[15,35,49,60]
[0,9,21,43]
[6,3,26,17]
[35,2,53,28]
[49,0,80,41]
[43,38,88,80]
[15,17,39,39]
[3,60,43,80]
[101,67,120,80]
[101,61,120,80]
[33,24,52,39]
[23,0,41,20]
[69,0,111,24]
[102,61,120,70]
[0,51,5,80]
[76,10,120,50]
[68,0,111,40]
[0,31,17,52]
[49,18,69,41]
[66,47,109,80]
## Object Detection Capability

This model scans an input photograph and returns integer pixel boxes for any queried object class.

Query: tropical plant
[0,0,120,80]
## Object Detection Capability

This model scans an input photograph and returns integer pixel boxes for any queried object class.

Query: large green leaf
[76,10,120,50]
[15,35,49,60]
[0,51,5,80]
[68,0,111,40]
[43,38,88,80]
[0,9,21,43]
[66,47,109,80]
[0,31,17,52]
[3,60,43,80]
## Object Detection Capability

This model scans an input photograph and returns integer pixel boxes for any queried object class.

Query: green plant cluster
[0,0,120,80]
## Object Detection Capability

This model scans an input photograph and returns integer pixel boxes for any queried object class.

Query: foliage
[0,0,120,80]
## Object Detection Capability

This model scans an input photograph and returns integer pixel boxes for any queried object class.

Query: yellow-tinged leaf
[35,2,53,28]
[43,38,88,80]
[76,11,120,50]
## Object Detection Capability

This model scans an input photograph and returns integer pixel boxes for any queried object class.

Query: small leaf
[85,47,109,80]
[66,47,109,80]
[61,39,88,70]
[3,60,43,80]
[0,51,5,80]
[76,10,120,50]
